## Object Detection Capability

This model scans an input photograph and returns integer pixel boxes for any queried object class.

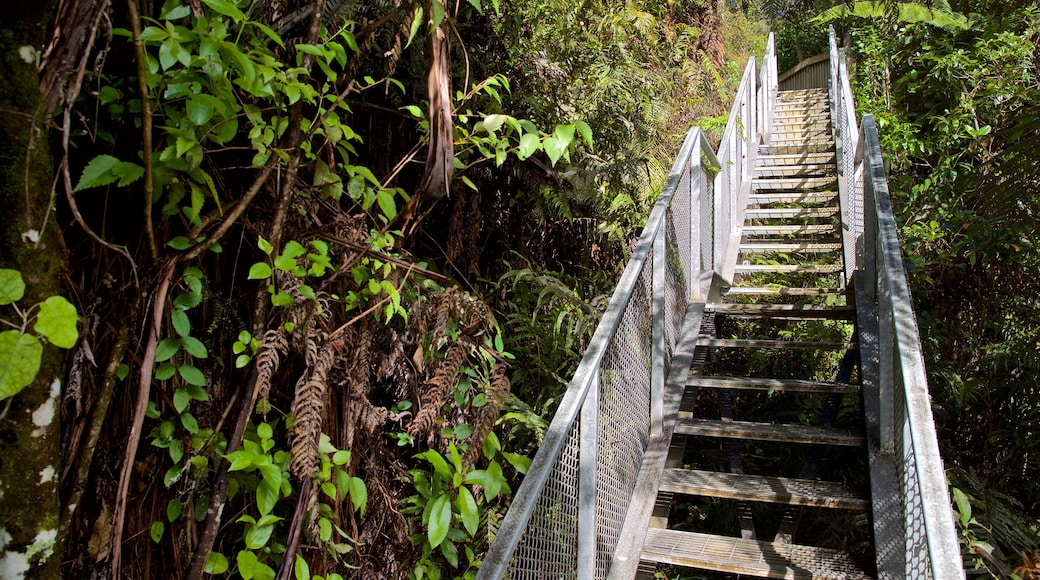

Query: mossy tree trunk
[0,3,63,579]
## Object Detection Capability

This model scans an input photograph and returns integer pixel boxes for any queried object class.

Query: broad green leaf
[150,521,164,543]
[407,6,424,47]
[544,124,576,167]
[75,155,121,191]
[155,362,176,380]
[178,364,206,386]
[180,412,200,434]
[0,331,43,400]
[237,550,275,580]
[167,499,183,522]
[186,96,215,126]
[502,451,532,474]
[180,336,208,358]
[257,479,278,515]
[377,189,397,220]
[204,551,229,574]
[173,388,190,413]
[167,236,192,250]
[245,522,274,549]
[248,262,273,280]
[294,555,310,580]
[417,449,452,482]
[427,492,451,548]
[35,295,79,348]
[575,119,593,148]
[484,460,504,500]
[200,0,245,21]
[171,309,190,337]
[0,269,25,305]
[518,133,540,160]
[483,114,507,133]
[348,476,367,515]
[952,487,971,527]
[403,105,424,119]
[111,162,144,187]
[431,0,446,29]
[155,338,181,362]
[457,487,478,536]
[440,538,459,568]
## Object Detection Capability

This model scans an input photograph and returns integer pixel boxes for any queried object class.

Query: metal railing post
[578,374,600,579]
[651,227,666,436]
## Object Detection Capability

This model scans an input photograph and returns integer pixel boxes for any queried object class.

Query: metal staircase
[477,31,964,580]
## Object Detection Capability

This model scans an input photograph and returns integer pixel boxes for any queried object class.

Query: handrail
[829,26,860,289]
[477,35,775,580]
[855,114,964,579]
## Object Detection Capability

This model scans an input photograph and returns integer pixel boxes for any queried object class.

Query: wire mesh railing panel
[901,422,934,580]
[695,162,714,280]
[506,422,582,579]
[594,262,654,577]
[665,205,691,354]
[673,166,694,301]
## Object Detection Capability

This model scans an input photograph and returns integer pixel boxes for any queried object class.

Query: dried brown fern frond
[289,336,341,479]
[255,329,289,403]
[462,361,511,469]
[407,339,470,441]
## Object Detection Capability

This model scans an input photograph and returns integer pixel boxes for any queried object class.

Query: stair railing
[855,114,964,579]
[476,38,775,579]
[828,26,861,290]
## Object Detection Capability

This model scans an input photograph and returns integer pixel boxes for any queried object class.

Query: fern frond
[812,1,971,30]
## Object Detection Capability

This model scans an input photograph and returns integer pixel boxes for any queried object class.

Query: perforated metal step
[744,207,839,219]
[748,192,838,205]
[740,242,842,253]
[687,375,860,394]
[660,469,869,509]
[676,418,865,446]
[753,176,838,191]
[723,287,843,296]
[742,224,837,235]
[706,303,855,320]
[641,529,872,579]
[734,263,843,274]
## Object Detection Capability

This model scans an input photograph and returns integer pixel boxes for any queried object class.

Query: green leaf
[167,499,183,522]
[167,236,192,250]
[952,487,971,527]
[257,480,278,516]
[180,336,208,358]
[518,133,540,160]
[417,449,452,482]
[376,189,397,220]
[174,388,190,413]
[248,262,272,280]
[348,476,367,515]
[0,269,25,305]
[75,155,121,191]
[403,105,424,118]
[575,119,593,148]
[294,554,310,580]
[544,124,576,167]
[111,162,145,187]
[484,460,504,500]
[155,338,181,362]
[457,486,478,537]
[34,296,79,348]
[427,492,451,548]
[237,550,275,580]
[150,521,164,543]
[171,309,190,338]
[178,364,206,386]
[204,551,229,574]
[245,522,274,549]
[155,362,176,380]
[186,96,216,126]
[180,412,200,434]
[199,0,245,21]
[0,331,43,400]
[502,451,532,474]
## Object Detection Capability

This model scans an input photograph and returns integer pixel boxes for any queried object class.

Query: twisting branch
[127,0,158,261]
[110,259,176,578]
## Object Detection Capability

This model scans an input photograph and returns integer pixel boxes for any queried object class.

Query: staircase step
[660,469,870,509]
[739,242,842,253]
[753,177,837,191]
[742,225,837,235]
[760,143,834,155]
[695,338,853,350]
[676,418,865,446]
[641,529,872,579]
[705,303,855,320]
[724,287,844,296]
[734,263,843,274]
[744,207,838,219]
[754,164,836,178]
[748,192,837,205]
[687,375,860,394]
[758,153,836,166]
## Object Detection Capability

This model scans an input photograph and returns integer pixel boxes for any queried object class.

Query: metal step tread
[760,144,834,155]
[724,287,844,296]
[675,418,865,446]
[641,528,872,579]
[742,226,837,236]
[660,469,870,509]
[687,375,860,394]
[739,242,842,253]
[749,192,838,204]
[706,303,856,319]
[695,338,854,350]
[744,207,839,219]
[758,153,836,165]
[734,263,843,273]
[753,176,838,189]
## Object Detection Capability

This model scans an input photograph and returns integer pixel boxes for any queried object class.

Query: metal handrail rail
[829,27,860,289]
[477,36,775,579]
[856,114,964,579]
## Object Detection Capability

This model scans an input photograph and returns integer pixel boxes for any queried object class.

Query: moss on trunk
[0,3,63,579]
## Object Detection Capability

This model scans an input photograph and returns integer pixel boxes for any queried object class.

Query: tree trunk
[0,3,64,578]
